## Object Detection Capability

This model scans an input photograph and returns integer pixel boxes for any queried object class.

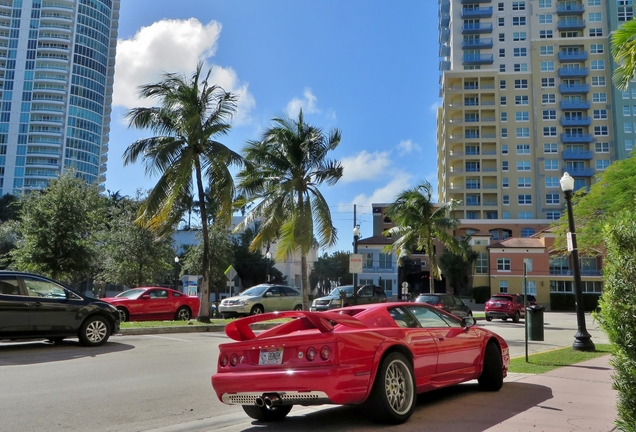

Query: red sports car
[102,287,200,322]
[212,302,509,424]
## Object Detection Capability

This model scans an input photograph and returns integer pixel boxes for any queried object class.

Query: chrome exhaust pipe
[263,393,282,410]
[255,396,265,407]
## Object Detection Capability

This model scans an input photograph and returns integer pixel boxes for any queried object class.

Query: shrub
[597,211,636,431]
[472,286,491,303]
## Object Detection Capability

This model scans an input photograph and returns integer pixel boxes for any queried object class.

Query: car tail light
[320,345,332,360]
[220,354,229,367]
[433,303,444,308]
[230,353,239,366]
[306,346,317,361]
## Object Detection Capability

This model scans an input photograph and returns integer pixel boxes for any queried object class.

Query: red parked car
[484,293,536,323]
[212,302,509,424]
[102,287,200,322]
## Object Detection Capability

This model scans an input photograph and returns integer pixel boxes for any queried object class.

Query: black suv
[414,293,473,318]
[310,284,388,311]
[0,271,120,346]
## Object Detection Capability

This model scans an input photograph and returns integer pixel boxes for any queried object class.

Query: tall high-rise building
[0,0,120,195]
[437,0,632,239]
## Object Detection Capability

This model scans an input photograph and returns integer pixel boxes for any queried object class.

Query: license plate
[259,348,283,365]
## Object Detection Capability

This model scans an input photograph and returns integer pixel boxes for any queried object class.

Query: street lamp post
[353,225,360,305]
[266,250,272,282]
[560,172,595,351]
[174,256,180,291]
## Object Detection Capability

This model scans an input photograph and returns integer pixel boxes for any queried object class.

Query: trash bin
[526,305,545,341]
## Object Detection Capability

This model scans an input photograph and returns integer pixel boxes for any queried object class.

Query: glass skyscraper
[0,0,120,194]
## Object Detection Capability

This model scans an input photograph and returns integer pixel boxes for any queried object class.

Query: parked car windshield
[417,295,441,303]
[329,286,353,296]
[115,289,146,299]
[240,285,269,297]
[490,295,512,302]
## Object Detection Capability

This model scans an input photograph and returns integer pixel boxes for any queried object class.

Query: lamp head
[560,172,574,192]
[174,256,180,264]
[353,225,361,238]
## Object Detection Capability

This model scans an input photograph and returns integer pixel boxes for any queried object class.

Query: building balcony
[560,100,590,110]
[558,67,588,78]
[565,167,595,177]
[440,45,450,57]
[561,133,593,143]
[556,3,585,15]
[461,6,493,18]
[461,38,493,49]
[462,23,493,34]
[557,19,585,30]
[461,0,492,3]
[559,84,589,94]
[441,13,450,27]
[560,116,591,127]
[562,150,594,160]
[558,51,588,62]
[462,53,494,65]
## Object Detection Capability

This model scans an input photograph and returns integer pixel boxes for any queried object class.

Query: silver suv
[218,284,302,318]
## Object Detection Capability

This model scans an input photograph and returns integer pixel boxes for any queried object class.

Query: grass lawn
[509,344,613,374]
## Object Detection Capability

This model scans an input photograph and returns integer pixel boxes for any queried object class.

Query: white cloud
[340,150,392,183]
[397,139,421,155]
[339,172,413,211]
[285,88,319,118]
[113,18,254,125]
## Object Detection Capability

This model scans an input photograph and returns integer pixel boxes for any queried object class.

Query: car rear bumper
[486,311,515,319]
[212,366,369,406]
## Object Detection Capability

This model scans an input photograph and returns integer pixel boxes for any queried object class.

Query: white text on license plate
[259,348,283,365]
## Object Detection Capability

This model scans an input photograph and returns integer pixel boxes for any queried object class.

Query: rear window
[489,295,513,302]
[418,295,441,303]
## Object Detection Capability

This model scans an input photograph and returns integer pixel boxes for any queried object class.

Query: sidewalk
[406,354,618,432]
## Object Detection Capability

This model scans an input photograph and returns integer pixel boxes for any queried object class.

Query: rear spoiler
[225,310,368,342]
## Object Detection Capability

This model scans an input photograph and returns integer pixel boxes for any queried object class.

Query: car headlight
[329,299,341,305]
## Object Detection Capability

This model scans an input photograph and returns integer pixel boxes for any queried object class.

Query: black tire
[175,307,191,321]
[242,404,292,421]
[250,305,264,315]
[293,305,302,311]
[366,352,416,424]
[502,317,508,321]
[478,342,504,391]
[117,307,129,322]
[78,316,110,347]
[486,317,492,322]
[512,311,520,323]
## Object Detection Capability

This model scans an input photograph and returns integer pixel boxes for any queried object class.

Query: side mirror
[141,294,151,300]
[462,316,477,327]
[264,292,272,297]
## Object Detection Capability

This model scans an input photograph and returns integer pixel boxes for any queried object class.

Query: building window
[588,12,602,22]
[517,161,531,171]
[591,60,605,70]
[518,211,533,219]
[543,126,557,136]
[499,33,505,42]
[591,76,606,87]
[501,112,508,122]
[497,258,511,271]
[501,144,508,154]
[518,177,531,187]
[501,96,507,105]
[525,280,537,295]
[502,161,509,171]
[466,161,480,172]
[539,0,552,8]
[516,144,531,154]
[596,159,610,170]
[513,32,526,41]
[618,1,633,21]
[595,142,610,153]
[541,77,555,88]
[502,177,509,187]
[516,127,530,137]
[545,177,559,188]
[499,48,506,58]
[589,28,603,37]
[542,94,556,104]
[513,47,527,57]
[590,43,604,54]
[503,211,511,219]
[518,194,532,205]
[515,79,528,89]
[499,280,509,293]
[499,17,505,26]
[594,125,609,136]
[503,194,510,205]
[516,112,529,121]
[379,253,392,269]
[593,109,607,119]
[547,211,561,220]
[540,61,555,71]
[513,63,528,72]
[476,252,488,274]
[544,143,558,153]
[545,159,559,170]
[592,92,607,103]
[500,79,506,90]
[521,230,535,240]
[513,17,526,26]
[515,95,529,105]
[546,193,560,204]
[539,14,552,24]
[498,2,505,11]
[543,109,557,120]
[512,1,526,10]
[540,46,554,56]
[540,30,553,38]
[501,127,508,137]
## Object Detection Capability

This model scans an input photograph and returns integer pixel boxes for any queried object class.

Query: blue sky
[106,1,440,253]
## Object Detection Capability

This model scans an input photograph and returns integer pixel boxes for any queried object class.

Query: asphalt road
[0,312,609,432]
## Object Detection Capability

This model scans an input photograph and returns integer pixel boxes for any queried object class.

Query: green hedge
[549,293,600,312]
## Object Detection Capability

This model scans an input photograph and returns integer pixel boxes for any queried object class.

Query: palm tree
[123,62,243,322]
[384,181,463,294]
[235,110,343,309]
[612,19,636,91]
